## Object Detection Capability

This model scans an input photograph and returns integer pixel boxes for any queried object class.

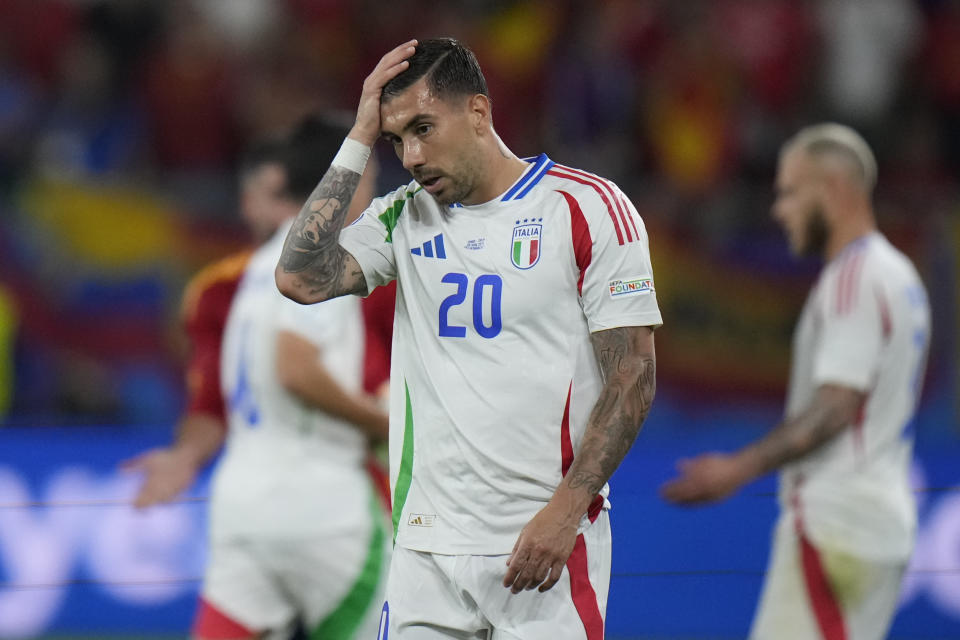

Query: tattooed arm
[275,166,367,304]
[503,325,656,594]
[566,326,656,497]
[275,40,418,304]
[660,384,864,505]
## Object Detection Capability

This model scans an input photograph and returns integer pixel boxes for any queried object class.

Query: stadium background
[0,0,957,638]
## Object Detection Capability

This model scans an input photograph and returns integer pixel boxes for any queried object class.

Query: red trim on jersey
[182,256,248,423]
[791,480,847,640]
[366,456,392,512]
[790,474,805,533]
[799,534,848,640]
[876,287,892,341]
[559,382,605,523]
[555,164,639,242]
[566,534,605,640]
[586,495,604,523]
[560,383,574,475]
[835,251,865,316]
[548,169,625,245]
[361,281,397,394]
[193,597,256,639]
[559,190,594,295]
[851,398,867,466]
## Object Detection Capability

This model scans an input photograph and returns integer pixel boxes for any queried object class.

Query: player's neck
[825,216,876,261]
[462,132,528,206]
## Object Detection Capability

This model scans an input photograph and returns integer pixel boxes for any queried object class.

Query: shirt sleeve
[182,281,234,421]
[813,257,882,391]
[574,185,663,332]
[275,295,335,345]
[339,185,414,295]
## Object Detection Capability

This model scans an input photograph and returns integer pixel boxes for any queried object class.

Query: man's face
[380,78,482,206]
[240,162,287,243]
[772,149,829,257]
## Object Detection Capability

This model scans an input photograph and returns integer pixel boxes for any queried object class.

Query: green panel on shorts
[391,381,415,544]
[311,489,386,639]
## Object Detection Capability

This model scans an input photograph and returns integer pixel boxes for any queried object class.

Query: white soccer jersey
[215,221,371,540]
[781,231,930,560]
[340,154,662,554]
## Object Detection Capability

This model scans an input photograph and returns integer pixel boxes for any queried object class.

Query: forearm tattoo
[279,166,366,298]
[748,390,857,474]
[568,327,656,495]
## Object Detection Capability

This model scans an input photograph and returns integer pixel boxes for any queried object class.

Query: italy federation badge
[511,217,543,269]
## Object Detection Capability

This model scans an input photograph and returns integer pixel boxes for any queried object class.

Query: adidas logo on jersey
[407,513,436,527]
[411,234,446,259]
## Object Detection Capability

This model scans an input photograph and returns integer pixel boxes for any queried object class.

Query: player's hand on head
[121,448,200,509]
[659,453,746,505]
[351,39,418,146]
[503,502,579,594]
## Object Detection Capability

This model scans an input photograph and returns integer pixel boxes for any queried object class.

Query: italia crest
[511,217,543,269]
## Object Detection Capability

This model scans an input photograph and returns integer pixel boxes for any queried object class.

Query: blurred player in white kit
[128,116,390,640]
[663,123,931,640]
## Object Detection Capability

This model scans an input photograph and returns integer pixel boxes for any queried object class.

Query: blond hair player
[663,123,930,640]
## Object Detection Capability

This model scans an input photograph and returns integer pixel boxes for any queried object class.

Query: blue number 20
[438,273,468,337]
[438,272,502,339]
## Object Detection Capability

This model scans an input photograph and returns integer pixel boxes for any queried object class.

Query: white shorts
[198,507,390,640]
[750,514,907,640]
[379,510,611,640]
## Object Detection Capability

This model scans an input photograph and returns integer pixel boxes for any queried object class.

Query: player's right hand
[121,448,200,509]
[350,39,418,146]
[659,453,750,505]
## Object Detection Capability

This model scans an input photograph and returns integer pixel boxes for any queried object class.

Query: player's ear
[468,94,492,133]
[821,168,853,217]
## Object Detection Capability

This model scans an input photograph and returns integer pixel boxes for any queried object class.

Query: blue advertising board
[0,393,957,638]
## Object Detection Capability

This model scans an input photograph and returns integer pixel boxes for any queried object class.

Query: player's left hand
[659,453,749,505]
[503,502,579,594]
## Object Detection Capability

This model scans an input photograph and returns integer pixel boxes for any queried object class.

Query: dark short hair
[382,38,488,104]
[238,114,351,202]
[238,138,286,183]
[281,114,352,202]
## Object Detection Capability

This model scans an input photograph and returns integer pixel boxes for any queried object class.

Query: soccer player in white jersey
[275,39,661,639]
[662,124,931,640]
[128,118,391,640]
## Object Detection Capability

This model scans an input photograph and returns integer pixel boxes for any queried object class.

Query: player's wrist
[169,443,207,469]
[333,135,372,174]
[732,448,765,484]
[548,483,594,525]
[344,126,377,154]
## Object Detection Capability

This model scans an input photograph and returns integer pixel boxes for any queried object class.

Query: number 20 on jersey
[438,272,502,339]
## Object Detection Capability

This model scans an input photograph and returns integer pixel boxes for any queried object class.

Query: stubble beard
[800,205,830,258]
[429,164,477,206]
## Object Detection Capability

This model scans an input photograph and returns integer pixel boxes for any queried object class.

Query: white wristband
[331,137,372,175]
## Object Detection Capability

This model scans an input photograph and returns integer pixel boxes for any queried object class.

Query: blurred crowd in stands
[0,0,956,427]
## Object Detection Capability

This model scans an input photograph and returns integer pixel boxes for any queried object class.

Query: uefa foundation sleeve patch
[608,276,654,298]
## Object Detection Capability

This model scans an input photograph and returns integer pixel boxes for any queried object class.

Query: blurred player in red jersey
[125,116,395,639]
[124,139,283,509]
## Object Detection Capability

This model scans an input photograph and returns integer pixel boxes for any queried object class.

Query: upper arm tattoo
[747,384,865,474]
[566,326,656,495]
[278,166,367,299]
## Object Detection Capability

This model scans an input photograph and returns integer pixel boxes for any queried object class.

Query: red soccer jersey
[360,279,396,394]
[180,251,251,422]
